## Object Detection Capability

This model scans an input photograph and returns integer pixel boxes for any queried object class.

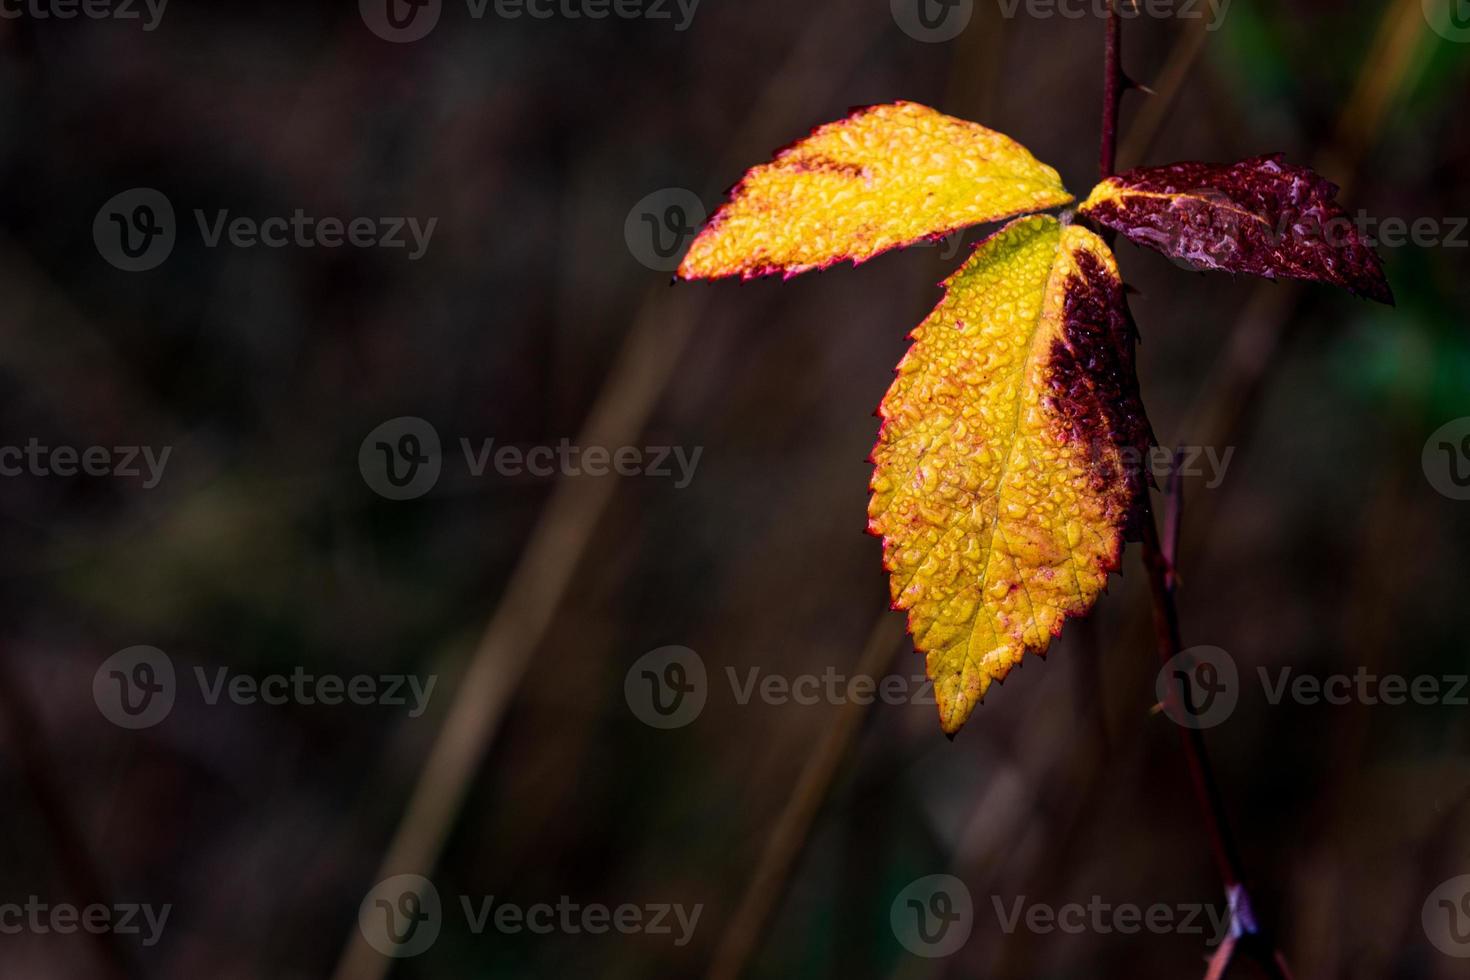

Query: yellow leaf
[677,102,1073,280]
[868,215,1152,733]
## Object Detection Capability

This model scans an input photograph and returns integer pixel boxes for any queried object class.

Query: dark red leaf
[1079,155,1393,304]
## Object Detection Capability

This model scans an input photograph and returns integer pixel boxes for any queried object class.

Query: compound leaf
[677,102,1073,281]
[869,215,1152,733]
[1078,154,1393,303]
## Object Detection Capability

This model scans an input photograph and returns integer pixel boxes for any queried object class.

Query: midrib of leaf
[1104,186,1275,231]
[891,224,1046,606]
[956,231,1072,670]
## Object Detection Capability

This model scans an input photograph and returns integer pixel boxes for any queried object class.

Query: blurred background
[1,0,1468,977]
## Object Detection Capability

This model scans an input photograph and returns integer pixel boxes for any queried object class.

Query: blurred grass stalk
[329,5,891,979]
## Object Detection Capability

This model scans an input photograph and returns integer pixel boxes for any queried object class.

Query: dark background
[2,0,1469,977]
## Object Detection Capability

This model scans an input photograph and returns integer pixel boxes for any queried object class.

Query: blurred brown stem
[328,7,894,980]
[706,614,907,980]
[0,649,134,980]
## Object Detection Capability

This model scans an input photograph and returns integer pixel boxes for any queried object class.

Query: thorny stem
[1102,6,1291,977]
[1140,516,1245,896]
[1099,2,1123,178]
[1143,484,1294,980]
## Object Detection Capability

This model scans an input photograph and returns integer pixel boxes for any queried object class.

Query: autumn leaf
[1078,154,1393,303]
[676,102,1073,280]
[868,214,1152,733]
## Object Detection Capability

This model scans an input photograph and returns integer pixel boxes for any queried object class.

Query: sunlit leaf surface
[677,102,1073,280]
[869,215,1152,733]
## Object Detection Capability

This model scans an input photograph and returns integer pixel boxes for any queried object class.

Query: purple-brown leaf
[1078,155,1393,304]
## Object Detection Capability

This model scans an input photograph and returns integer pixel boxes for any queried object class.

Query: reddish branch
[1099,3,1123,178]
[1101,5,1292,977]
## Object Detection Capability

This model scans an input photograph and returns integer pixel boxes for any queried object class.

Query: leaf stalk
[1104,7,1293,977]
